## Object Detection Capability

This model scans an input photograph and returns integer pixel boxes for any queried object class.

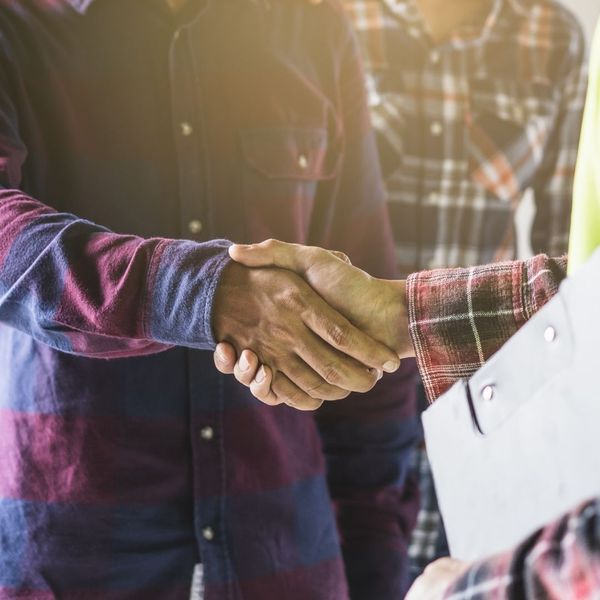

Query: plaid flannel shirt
[404,255,600,598]
[0,1,420,598]
[344,0,586,275]
[344,0,587,577]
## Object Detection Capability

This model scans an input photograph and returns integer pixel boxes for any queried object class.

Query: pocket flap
[240,127,338,180]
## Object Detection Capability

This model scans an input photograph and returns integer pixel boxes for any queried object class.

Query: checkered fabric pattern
[407,445,449,580]
[407,254,568,402]
[404,254,600,598]
[344,0,587,576]
[344,0,586,276]
[408,254,600,600]
[443,498,600,599]
[407,255,566,582]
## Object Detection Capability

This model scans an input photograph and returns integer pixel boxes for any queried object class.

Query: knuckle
[280,286,302,310]
[273,379,307,408]
[322,364,343,386]
[285,388,306,407]
[326,322,350,348]
[311,382,349,401]
[250,383,276,405]
[213,354,226,372]
[234,369,253,387]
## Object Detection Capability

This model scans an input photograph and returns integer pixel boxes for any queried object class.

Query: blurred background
[517,0,600,257]
[573,0,600,45]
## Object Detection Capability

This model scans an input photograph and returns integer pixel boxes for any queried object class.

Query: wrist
[212,261,250,344]
[377,278,413,358]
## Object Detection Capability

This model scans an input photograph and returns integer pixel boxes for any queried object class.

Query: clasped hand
[212,239,413,410]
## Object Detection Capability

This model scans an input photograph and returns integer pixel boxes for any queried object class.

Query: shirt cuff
[146,238,232,350]
[406,255,568,403]
[406,260,527,403]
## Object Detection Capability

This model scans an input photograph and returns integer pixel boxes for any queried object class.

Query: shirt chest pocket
[466,78,558,202]
[240,127,340,243]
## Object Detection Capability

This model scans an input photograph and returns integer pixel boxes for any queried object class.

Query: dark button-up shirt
[0,1,419,598]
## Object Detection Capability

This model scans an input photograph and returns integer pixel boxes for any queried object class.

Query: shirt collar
[383,0,530,47]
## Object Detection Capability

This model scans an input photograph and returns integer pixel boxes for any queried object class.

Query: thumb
[229,239,312,274]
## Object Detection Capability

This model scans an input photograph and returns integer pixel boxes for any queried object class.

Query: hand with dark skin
[213,240,414,407]
[212,260,401,410]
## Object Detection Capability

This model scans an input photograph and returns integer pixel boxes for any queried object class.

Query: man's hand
[213,240,414,407]
[405,558,469,600]
[212,261,400,410]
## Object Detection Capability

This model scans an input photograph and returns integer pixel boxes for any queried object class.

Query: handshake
[212,239,414,410]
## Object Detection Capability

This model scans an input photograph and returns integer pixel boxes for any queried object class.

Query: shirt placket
[169,24,208,241]
[168,23,234,596]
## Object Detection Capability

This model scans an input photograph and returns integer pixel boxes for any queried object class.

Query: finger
[213,342,238,374]
[300,297,400,374]
[233,349,260,386]
[330,250,351,265]
[291,326,384,394]
[229,239,315,273]
[249,365,280,406]
[280,356,351,401]
[271,371,324,411]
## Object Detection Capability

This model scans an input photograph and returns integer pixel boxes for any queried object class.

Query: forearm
[404,254,568,402]
[0,189,231,357]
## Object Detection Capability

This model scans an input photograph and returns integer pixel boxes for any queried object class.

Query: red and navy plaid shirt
[406,255,600,598]
[344,0,586,276]
[0,1,419,598]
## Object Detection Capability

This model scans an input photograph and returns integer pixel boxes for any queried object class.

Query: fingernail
[255,366,266,384]
[369,368,383,381]
[216,346,227,361]
[239,354,250,372]
[383,360,399,373]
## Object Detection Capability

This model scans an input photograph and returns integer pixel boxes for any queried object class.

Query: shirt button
[200,426,214,441]
[298,154,309,170]
[202,526,215,541]
[430,50,441,64]
[481,385,495,402]
[544,326,557,343]
[180,122,193,137]
[188,219,203,234]
[430,121,443,136]
[428,191,440,203]
[173,30,181,41]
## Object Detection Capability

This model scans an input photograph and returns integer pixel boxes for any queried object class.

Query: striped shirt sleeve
[0,42,231,359]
